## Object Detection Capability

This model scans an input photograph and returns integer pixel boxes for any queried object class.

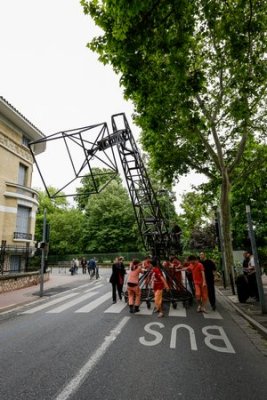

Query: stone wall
[0,271,50,293]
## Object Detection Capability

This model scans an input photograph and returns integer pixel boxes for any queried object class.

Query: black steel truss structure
[29,114,180,258]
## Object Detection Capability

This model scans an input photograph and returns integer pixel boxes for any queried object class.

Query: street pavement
[1,268,267,339]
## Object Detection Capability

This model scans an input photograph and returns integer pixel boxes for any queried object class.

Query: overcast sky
[0,0,206,212]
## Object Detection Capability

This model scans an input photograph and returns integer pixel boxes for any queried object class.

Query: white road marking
[137,302,154,315]
[104,300,128,313]
[55,317,130,400]
[75,292,111,313]
[84,284,103,293]
[168,303,187,317]
[47,291,98,313]
[21,293,79,314]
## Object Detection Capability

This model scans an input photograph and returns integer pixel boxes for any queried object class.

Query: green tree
[82,0,267,286]
[75,167,118,210]
[35,188,86,255]
[230,142,267,249]
[82,179,139,252]
[34,187,69,243]
[178,190,215,249]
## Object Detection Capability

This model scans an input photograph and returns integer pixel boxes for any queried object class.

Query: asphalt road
[1,270,267,400]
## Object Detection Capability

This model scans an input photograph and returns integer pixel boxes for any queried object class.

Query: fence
[47,251,147,265]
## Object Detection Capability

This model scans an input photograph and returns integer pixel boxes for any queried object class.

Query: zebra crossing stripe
[47,291,98,313]
[84,284,103,293]
[104,300,128,313]
[75,292,111,313]
[137,302,154,315]
[168,303,187,317]
[21,292,79,314]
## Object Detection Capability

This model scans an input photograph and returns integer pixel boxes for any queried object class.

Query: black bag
[128,282,137,287]
[235,274,249,303]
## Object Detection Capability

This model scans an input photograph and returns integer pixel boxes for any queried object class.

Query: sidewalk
[0,270,97,313]
[1,270,267,339]
[217,273,267,339]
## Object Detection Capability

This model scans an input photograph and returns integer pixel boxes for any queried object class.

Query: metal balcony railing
[13,232,32,240]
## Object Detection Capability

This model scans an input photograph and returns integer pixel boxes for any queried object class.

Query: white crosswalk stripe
[47,291,98,313]
[137,303,154,315]
[168,303,187,317]
[104,301,128,313]
[75,292,111,313]
[21,292,79,314]
[19,285,223,319]
[84,284,103,293]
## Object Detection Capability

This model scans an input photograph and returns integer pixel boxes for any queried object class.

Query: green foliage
[82,179,139,252]
[75,167,120,210]
[230,142,267,249]
[35,177,140,255]
[82,0,267,182]
[83,0,267,279]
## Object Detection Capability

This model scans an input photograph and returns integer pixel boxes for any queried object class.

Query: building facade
[0,97,46,272]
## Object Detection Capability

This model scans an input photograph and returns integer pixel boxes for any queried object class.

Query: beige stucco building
[0,97,46,272]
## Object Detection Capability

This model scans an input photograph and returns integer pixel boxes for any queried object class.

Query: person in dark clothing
[81,257,87,274]
[109,256,126,303]
[87,257,96,279]
[246,251,259,301]
[171,224,182,253]
[199,252,216,310]
[242,251,250,276]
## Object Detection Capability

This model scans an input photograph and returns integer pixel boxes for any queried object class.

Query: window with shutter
[16,206,30,234]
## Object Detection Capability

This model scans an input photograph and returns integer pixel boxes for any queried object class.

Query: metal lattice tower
[30,113,180,258]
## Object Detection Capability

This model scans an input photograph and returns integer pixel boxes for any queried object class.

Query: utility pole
[246,205,267,314]
[39,208,47,297]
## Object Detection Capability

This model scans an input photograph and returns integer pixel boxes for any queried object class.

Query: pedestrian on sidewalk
[127,259,144,313]
[81,257,87,274]
[199,252,217,310]
[246,251,259,301]
[70,258,76,275]
[109,256,126,303]
[242,251,250,276]
[87,257,96,279]
[74,258,79,274]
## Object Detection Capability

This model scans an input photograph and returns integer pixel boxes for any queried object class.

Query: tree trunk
[220,169,236,294]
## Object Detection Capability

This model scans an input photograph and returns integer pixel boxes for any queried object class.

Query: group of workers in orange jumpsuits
[126,253,216,317]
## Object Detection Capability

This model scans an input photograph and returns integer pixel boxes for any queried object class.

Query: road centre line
[55,316,130,400]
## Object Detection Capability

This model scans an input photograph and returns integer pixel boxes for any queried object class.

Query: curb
[217,288,267,340]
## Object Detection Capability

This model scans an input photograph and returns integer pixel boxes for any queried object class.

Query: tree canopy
[82,0,267,285]
[34,173,140,255]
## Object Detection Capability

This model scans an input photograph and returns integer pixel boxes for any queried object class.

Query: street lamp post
[39,208,47,297]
